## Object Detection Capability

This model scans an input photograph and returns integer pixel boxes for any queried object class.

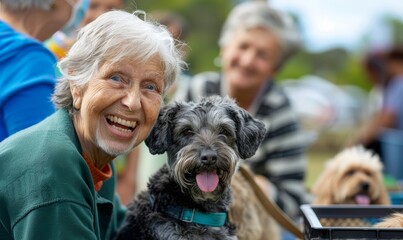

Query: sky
[269,0,403,52]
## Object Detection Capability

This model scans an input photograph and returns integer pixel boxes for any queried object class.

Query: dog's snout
[200,149,217,165]
[360,182,369,191]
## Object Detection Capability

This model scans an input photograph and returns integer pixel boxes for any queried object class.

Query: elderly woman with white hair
[184,1,308,222]
[0,10,185,240]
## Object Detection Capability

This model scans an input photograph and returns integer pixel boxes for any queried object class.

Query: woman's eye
[110,75,122,82]
[145,83,158,92]
[238,43,248,50]
[258,51,269,61]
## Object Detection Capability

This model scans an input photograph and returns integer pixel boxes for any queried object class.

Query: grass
[305,149,337,190]
[303,127,353,190]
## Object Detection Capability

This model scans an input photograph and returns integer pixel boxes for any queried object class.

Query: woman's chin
[230,81,256,92]
[96,132,137,157]
[228,75,257,90]
[100,141,135,157]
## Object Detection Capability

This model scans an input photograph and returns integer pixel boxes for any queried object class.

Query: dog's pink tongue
[196,171,219,192]
[355,195,370,205]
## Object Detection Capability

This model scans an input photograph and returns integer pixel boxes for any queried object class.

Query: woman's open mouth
[106,115,137,133]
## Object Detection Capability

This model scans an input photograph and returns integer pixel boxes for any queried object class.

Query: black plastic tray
[300,204,403,239]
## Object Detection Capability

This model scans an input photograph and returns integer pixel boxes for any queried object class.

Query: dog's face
[312,146,390,205]
[145,96,266,203]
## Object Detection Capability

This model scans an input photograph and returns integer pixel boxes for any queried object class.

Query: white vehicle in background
[280,75,370,146]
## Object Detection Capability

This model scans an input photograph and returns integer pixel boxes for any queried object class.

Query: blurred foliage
[126,0,235,74]
[388,17,403,44]
[276,48,372,91]
[123,1,403,92]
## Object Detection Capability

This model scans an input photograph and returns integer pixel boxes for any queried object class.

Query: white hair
[53,10,187,110]
[218,1,300,68]
[0,0,54,10]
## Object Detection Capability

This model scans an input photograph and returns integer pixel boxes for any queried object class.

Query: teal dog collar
[150,194,227,227]
[163,205,227,227]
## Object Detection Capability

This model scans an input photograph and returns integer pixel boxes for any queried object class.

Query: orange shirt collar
[83,154,112,191]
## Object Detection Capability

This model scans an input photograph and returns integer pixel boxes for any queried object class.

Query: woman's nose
[239,51,255,67]
[122,90,141,112]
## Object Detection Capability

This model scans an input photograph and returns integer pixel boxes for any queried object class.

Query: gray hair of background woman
[0,0,54,10]
[53,10,187,111]
[218,1,300,70]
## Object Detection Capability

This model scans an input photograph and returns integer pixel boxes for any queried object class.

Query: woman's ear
[70,82,82,110]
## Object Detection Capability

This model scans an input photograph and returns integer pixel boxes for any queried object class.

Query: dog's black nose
[200,149,217,165]
[360,182,369,191]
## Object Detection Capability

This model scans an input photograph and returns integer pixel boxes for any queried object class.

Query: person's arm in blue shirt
[3,49,56,137]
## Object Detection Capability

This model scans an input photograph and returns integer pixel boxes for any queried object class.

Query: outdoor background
[124,0,403,190]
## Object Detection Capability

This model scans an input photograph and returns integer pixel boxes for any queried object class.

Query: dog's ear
[228,107,267,159]
[375,184,391,205]
[374,173,391,205]
[145,102,182,154]
[311,161,336,204]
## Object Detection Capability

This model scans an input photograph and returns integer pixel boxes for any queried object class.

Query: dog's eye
[364,171,372,177]
[346,170,355,176]
[219,127,232,137]
[181,128,193,137]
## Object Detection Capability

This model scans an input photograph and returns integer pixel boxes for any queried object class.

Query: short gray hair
[218,1,300,69]
[53,10,186,110]
[0,0,54,10]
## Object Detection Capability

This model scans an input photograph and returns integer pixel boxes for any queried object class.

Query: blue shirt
[384,76,403,130]
[0,21,57,141]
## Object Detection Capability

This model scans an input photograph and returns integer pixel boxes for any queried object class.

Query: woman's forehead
[100,56,163,73]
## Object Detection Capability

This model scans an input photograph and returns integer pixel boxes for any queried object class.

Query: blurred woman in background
[184,1,308,222]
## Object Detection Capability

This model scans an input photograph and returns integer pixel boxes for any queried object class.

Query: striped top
[182,72,308,220]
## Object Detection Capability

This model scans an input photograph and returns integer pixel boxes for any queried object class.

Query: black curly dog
[116,96,266,240]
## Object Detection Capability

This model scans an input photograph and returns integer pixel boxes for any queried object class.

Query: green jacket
[0,109,127,239]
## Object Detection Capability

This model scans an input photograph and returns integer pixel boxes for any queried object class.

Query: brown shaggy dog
[229,167,280,240]
[311,146,390,205]
[374,213,403,228]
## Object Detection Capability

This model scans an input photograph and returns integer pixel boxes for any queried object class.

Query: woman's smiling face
[72,56,164,157]
[220,27,281,92]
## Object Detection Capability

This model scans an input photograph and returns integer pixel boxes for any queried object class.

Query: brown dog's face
[331,163,383,204]
[311,146,390,205]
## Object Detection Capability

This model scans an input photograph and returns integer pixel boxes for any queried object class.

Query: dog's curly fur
[311,146,390,205]
[229,168,280,240]
[116,96,271,240]
[374,213,403,228]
